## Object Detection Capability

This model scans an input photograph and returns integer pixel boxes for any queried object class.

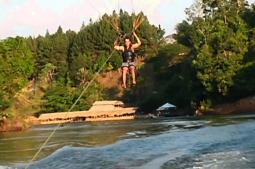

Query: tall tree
[178,0,249,96]
[0,37,34,111]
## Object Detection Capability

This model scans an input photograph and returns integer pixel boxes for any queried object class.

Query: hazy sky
[0,0,254,39]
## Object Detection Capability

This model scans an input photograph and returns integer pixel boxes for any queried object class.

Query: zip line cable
[25,0,143,168]
[87,0,103,19]
[24,50,115,169]
[87,0,120,34]
[25,5,117,169]
[131,0,134,14]
[118,0,120,12]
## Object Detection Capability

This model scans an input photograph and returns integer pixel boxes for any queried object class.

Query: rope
[24,50,115,169]
[87,0,121,35]
[25,0,138,168]
[133,13,144,32]
[87,0,102,18]
[131,0,134,14]
[118,0,120,12]
[88,0,143,39]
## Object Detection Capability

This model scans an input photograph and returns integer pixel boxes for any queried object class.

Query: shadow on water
[0,114,255,168]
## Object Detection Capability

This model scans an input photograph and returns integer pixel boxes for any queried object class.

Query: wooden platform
[37,101,138,125]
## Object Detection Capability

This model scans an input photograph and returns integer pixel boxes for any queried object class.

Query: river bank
[1,95,255,132]
[0,119,27,132]
[203,96,255,115]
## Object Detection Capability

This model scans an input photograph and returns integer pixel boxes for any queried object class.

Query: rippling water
[0,114,255,169]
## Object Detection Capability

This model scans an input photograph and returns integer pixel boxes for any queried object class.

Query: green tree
[177,0,249,96]
[0,37,34,116]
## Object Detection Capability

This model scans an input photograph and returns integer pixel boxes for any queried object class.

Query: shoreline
[203,96,255,115]
[0,119,28,132]
[1,96,255,132]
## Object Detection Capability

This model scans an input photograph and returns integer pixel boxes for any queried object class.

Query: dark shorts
[122,62,135,68]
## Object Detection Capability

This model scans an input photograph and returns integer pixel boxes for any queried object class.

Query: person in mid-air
[114,32,141,88]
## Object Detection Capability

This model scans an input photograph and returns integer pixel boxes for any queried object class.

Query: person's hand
[118,31,125,39]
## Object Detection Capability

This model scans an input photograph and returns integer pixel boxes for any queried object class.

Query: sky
[0,0,254,39]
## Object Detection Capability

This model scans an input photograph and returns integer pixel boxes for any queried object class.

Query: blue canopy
[156,103,176,111]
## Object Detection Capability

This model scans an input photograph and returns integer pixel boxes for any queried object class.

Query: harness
[122,47,136,63]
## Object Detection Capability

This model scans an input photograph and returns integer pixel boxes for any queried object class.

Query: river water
[0,115,255,169]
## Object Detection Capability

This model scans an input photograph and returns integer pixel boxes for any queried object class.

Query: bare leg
[122,67,128,88]
[130,66,136,84]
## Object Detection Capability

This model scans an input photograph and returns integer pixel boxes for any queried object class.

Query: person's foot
[132,81,136,85]
[122,83,127,89]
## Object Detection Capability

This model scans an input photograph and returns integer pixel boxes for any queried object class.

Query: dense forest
[128,0,255,112]
[0,0,255,121]
[0,10,164,120]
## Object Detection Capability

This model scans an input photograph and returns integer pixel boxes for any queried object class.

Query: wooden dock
[37,101,138,124]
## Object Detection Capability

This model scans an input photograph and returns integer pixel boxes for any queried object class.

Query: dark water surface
[0,114,255,169]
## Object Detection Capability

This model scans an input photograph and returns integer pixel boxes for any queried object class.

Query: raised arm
[132,32,141,49]
[114,38,124,51]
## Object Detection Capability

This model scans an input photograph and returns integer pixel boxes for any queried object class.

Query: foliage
[124,43,199,111]
[127,1,255,112]
[0,37,34,114]
[1,3,255,116]
[0,10,164,115]
[175,0,255,106]
[41,82,104,113]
